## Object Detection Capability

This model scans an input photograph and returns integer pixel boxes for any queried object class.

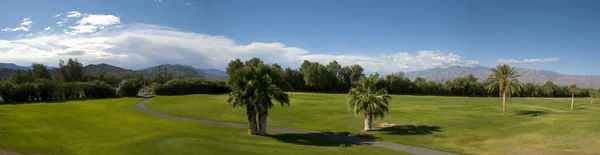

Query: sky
[1,0,599,75]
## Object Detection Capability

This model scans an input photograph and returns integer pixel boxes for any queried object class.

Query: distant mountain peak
[405,66,600,88]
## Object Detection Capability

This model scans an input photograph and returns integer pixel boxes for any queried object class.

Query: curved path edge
[135,97,459,155]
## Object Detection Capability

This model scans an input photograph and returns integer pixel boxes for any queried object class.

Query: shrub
[55,82,84,99]
[0,81,16,102]
[153,78,230,95]
[83,80,117,98]
[14,83,37,102]
[117,78,143,97]
[35,79,55,101]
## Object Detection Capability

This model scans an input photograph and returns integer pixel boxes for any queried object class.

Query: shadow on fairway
[266,132,380,147]
[266,133,357,147]
[377,125,442,135]
[515,110,547,117]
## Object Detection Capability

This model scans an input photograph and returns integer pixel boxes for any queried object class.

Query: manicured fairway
[147,93,600,155]
[0,98,406,155]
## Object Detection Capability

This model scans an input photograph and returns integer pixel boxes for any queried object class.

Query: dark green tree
[59,58,84,82]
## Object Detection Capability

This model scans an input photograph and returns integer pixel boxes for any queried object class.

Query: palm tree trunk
[591,98,594,104]
[246,106,258,135]
[364,114,373,131]
[571,93,575,110]
[502,92,506,116]
[258,111,268,135]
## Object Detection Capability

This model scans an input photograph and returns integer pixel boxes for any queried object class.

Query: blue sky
[1,0,599,75]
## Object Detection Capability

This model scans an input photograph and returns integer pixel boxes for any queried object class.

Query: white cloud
[44,27,51,31]
[65,14,120,34]
[2,18,33,32]
[54,13,62,17]
[66,11,82,18]
[497,58,559,64]
[0,23,480,73]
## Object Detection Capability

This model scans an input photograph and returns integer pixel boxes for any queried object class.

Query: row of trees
[282,60,598,98]
[153,78,229,95]
[0,59,145,103]
[0,80,117,102]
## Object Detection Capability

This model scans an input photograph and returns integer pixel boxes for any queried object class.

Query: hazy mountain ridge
[405,66,600,88]
[0,63,57,71]
[0,63,227,80]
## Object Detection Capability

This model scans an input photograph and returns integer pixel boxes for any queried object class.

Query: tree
[542,81,557,97]
[347,75,392,131]
[569,84,579,110]
[385,72,411,94]
[590,89,600,104]
[413,77,427,94]
[59,58,84,82]
[300,60,334,92]
[485,64,521,115]
[118,78,143,97]
[226,58,290,135]
[30,63,51,79]
[283,68,306,92]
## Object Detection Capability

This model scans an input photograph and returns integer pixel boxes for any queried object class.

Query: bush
[35,79,55,101]
[153,78,230,95]
[83,80,117,98]
[14,83,37,102]
[117,78,143,97]
[0,81,16,102]
[55,82,84,99]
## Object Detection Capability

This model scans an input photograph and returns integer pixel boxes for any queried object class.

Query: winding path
[135,97,459,155]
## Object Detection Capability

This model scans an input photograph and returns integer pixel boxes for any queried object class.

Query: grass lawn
[147,93,600,155]
[0,98,406,155]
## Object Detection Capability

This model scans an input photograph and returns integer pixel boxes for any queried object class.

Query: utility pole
[164,66,167,83]
[157,66,162,83]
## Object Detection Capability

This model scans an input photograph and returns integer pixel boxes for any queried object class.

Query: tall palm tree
[485,64,521,115]
[348,75,392,131]
[569,84,579,110]
[226,58,290,135]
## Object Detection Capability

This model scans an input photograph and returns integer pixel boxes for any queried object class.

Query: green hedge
[153,78,230,95]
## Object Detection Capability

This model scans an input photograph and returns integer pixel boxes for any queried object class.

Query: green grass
[147,93,600,155]
[0,98,406,155]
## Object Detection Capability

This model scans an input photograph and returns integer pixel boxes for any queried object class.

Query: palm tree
[485,64,521,115]
[569,84,579,110]
[226,58,290,135]
[348,75,392,131]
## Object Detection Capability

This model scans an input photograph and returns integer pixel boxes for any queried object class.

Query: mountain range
[405,66,600,88]
[2,63,599,88]
[0,63,227,80]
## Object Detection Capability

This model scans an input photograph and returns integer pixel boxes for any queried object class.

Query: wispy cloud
[1,18,33,32]
[66,11,82,18]
[497,58,559,64]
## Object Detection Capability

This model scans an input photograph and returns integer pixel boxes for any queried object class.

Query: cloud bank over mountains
[0,10,557,73]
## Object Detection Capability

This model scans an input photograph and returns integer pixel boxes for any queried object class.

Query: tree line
[0,59,145,103]
[283,60,600,98]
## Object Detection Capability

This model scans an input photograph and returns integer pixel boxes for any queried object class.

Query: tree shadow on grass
[377,125,442,135]
[266,132,378,147]
[515,110,547,117]
[266,133,354,147]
